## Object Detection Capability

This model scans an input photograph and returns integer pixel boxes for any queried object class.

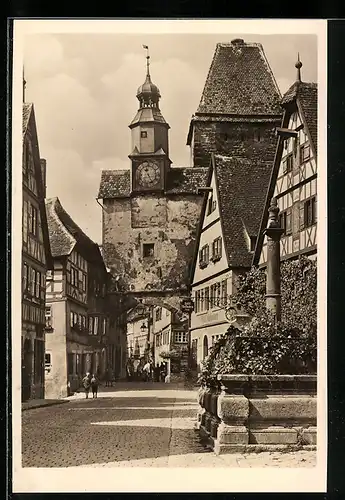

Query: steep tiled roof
[23,103,33,138]
[197,41,282,116]
[98,170,131,199]
[166,167,209,194]
[281,81,317,153]
[298,83,318,153]
[214,154,273,268]
[46,197,104,265]
[98,167,209,198]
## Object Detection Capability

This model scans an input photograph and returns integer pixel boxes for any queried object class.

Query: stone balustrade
[197,374,317,454]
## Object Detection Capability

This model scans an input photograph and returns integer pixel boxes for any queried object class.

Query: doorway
[22,338,32,402]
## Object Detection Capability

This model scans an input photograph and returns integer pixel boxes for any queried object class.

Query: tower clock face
[136,161,161,188]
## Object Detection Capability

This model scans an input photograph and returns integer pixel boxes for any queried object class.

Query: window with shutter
[299,202,305,231]
[286,209,292,234]
[221,280,227,306]
[23,263,28,291]
[292,202,300,234]
[23,201,28,243]
[204,287,209,310]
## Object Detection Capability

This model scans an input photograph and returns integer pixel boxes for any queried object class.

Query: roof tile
[98,170,131,199]
[166,167,209,194]
[46,197,105,265]
[197,42,282,116]
[214,154,272,267]
[281,81,317,153]
[98,167,209,198]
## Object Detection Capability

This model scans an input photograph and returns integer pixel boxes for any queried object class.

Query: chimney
[40,159,47,199]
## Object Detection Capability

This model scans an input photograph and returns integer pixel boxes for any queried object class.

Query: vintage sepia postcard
[11,19,327,493]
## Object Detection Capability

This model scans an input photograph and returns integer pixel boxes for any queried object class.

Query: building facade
[44,197,111,398]
[187,39,284,370]
[152,305,188,378]
[98,52,208,317]
[22,101,52,401]
[190,154,274,370]
[253,61,318,266]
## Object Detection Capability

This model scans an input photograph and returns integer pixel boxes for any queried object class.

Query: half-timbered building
[22,100,52,401]
[44,197,110,398]
[253,60,318,267]
[189,153,273,370]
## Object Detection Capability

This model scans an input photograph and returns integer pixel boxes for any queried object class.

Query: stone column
[264,198,284,321]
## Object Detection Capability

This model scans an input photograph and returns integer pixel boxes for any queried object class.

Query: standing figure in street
[91,373,99,398]
[82,372,91,399]
[154,363,160,382]
[110,369,115,387]
[104,368,110,387]
[159,362,166,382]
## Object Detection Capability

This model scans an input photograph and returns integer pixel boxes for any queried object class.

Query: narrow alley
[22,383,316,468]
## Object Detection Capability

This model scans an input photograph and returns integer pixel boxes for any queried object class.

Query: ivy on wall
[199,256,317,386]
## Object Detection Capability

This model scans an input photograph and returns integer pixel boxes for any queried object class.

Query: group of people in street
[126,358,169,383]
[82,372,99,399]
[81,366,116,398]
[81,359,170,398]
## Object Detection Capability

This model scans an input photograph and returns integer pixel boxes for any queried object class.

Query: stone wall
[191,120,281,168]
[102,194,203,295]
[197,374,317,454]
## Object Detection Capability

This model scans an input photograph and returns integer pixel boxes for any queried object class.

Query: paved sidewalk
[22,399,69,411]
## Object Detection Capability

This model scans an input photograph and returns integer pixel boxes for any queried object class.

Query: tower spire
[295,53,302,83]
[143,44,150,79]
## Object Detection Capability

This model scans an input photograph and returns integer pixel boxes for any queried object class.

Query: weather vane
[143,44,150,76]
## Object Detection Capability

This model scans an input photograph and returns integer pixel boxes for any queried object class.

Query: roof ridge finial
[295,52,302,83]
[23,66,26,103]
[143,44,150,79]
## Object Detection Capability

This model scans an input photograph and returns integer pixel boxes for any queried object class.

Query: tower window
[143,243,154,258]
[141,131,148,138]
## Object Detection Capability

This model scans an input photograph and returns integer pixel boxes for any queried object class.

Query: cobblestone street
[22,383,316,468]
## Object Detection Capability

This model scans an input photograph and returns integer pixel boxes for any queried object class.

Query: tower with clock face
[129,54,171,193]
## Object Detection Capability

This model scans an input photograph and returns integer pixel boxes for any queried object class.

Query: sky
[23,32,317,244]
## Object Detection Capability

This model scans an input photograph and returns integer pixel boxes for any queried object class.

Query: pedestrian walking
[91,373,99,398]
[82,372,91,399]
[143,361,151,382]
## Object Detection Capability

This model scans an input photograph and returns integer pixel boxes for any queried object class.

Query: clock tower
[129,48,171,192]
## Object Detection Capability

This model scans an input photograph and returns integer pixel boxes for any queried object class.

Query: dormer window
[250,236,257,252]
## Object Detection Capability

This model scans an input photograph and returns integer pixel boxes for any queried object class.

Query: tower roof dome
[136,74,161,101]
[136,46,161,108]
